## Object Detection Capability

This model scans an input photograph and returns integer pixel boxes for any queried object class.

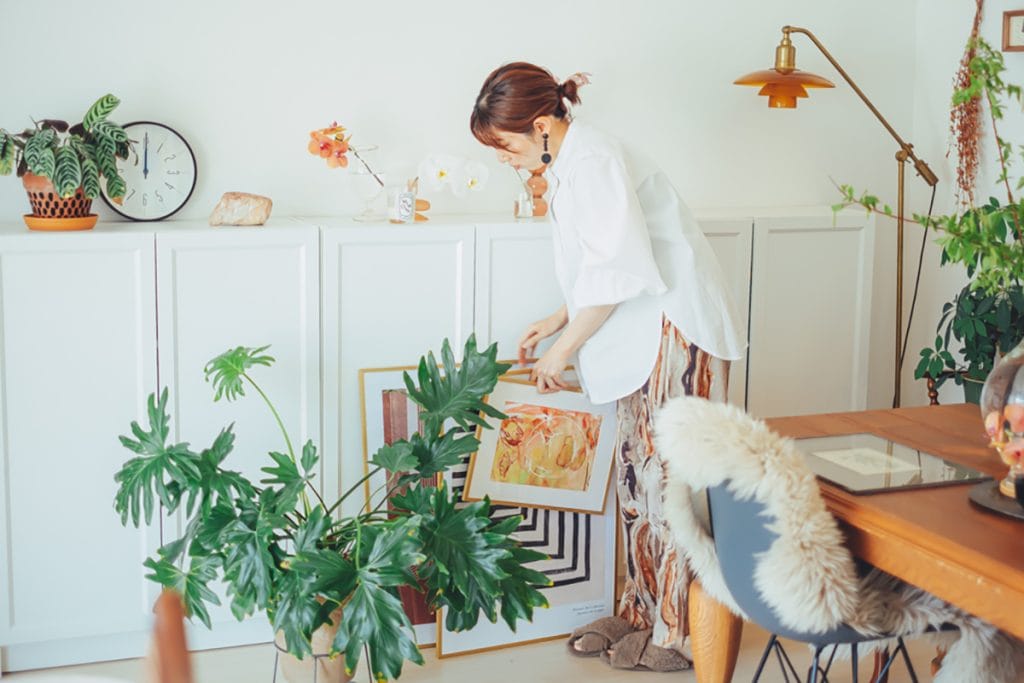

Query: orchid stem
[351,147,384,188]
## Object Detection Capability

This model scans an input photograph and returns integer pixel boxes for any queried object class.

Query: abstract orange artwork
[490,402,603,492]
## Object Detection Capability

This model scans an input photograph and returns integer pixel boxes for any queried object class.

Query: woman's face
[490,129,544,171]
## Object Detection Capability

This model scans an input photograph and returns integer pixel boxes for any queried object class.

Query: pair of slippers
[566,616,690,672]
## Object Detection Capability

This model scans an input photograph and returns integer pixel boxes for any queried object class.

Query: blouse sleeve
[569,154,668,308]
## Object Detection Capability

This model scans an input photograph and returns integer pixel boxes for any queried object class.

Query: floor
[4,622,940,682]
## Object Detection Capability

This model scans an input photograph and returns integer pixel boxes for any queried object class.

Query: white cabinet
[0,229,159,669]
[746,212,875,418]
[320,221,475,514]
[155,225,321,650]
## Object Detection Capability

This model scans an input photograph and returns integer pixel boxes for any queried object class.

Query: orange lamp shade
[735,68,835,108]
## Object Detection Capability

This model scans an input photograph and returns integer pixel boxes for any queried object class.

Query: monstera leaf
[144,552,222,629]
[204,345,275,401]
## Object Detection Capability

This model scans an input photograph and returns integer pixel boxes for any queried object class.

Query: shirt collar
[547,121,577,180]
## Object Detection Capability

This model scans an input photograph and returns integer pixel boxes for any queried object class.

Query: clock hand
[143,132,149,179]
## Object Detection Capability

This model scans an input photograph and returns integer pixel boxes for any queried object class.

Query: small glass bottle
[514,191,534,219]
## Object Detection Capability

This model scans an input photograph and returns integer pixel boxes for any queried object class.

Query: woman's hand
[531,344,572,394]
[517,306,569,365]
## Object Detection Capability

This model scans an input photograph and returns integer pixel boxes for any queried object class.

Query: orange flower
[1005,404,1024,433]
[307,123,353,169]
[999,438,1024,467]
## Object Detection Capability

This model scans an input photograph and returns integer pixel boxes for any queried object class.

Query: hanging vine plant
[949,0,985,207]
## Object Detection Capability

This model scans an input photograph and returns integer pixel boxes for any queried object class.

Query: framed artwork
[360,365,437,646]
[436,454,618,657]
[463,376,617,514]
[1004,10,1024,52]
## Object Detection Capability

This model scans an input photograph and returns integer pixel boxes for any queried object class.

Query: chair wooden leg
[870,650,890,683]
[689,580,742,683]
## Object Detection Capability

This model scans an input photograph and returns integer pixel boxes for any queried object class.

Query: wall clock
[100,121,197,221]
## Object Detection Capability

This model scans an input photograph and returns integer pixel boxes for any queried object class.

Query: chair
[653,396,1023,683]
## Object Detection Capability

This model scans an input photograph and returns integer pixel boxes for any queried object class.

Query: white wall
[0,0,916,221]
[902,0,1024,406]
[0,0,928,409]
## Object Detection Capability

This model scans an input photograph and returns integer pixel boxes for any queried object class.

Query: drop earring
[541,133,552,164]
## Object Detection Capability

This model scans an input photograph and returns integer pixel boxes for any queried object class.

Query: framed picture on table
[463,375,617,515]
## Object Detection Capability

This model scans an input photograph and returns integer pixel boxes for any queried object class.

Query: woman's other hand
[531,345,572,394]
[517,306,569,365]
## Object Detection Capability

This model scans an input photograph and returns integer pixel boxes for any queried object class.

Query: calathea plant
[0,93,130,201]
[113,336,550,680]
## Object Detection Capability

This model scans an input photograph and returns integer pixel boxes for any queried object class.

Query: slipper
[600,629,691,672]
[566,616,636,657]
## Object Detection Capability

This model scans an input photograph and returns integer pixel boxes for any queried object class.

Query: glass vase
[980,339,1024,499]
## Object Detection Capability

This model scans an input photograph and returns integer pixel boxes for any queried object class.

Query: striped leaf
[105,171,127,202]
[24,129,56,178]
[94,136,119,179]
[91,120,128,144]
[0,134,14,176]
[53,144,82,198]
[81,157,101,199]
[82,94,120,132]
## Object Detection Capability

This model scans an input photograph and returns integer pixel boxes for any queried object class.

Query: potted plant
[835,37,1024,402]
[0,94,131,230]
[113,336,550,682]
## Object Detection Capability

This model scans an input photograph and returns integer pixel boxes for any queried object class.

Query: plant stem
[351,146,384,188]
[326,466,382,517]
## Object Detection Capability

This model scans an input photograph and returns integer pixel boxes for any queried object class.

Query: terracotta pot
[22,172,92,218]
[274,607,353,683]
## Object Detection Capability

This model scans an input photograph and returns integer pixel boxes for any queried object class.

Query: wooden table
[688,403,1024,683]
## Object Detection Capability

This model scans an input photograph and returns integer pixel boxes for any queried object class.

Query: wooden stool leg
[689,580,742,683]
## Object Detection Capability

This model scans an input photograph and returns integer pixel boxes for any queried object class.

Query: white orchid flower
[418,154,462,192]
[464,161,490,193]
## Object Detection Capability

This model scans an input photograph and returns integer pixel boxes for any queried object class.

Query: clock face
[101,121,197,221]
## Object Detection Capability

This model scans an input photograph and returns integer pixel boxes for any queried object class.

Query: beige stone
[208,192,273,226]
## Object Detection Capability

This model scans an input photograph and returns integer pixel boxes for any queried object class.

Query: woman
[469,62,745,671]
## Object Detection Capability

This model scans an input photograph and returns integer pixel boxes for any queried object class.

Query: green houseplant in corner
[835,37,1024,402]
[113,336,550,682]
[0,94,131,230]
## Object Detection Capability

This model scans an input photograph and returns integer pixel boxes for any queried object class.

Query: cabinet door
[156,225,321,650]
[474,221,563,359]
[321,224,475,515]
[0,231,159,670]
[701,219,753,408]
[747,214,875,418]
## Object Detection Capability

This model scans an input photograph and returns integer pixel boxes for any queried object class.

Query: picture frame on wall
[1004,10,1024,52]
[463,375,617,515]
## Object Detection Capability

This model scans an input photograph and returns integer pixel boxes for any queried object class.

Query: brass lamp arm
[782,26,938,187]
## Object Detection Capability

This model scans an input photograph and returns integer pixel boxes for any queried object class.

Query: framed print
[1004,10,1024,52]
[463,376,617,514]
[436,459,617,657]
[360,365,437,646]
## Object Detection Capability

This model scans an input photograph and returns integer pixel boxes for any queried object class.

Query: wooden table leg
[689,579,742,683]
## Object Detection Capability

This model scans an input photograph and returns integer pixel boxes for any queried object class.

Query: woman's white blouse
[546,122,746,404]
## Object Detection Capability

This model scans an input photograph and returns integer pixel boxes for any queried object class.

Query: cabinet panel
[155,226,320,650]
[0,232,158,669]
[747,214,875,418]
[321,224,475,515]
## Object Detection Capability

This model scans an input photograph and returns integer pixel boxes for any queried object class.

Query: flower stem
[351,146,384,187]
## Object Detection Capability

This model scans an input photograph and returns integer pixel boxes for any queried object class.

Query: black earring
[541,133,552,164]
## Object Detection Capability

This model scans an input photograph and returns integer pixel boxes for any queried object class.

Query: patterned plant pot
[21,173,97,231]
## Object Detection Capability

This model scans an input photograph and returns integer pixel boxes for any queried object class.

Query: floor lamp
[735,26,939,407]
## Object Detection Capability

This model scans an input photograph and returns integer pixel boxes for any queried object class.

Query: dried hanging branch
[949,0,985,207]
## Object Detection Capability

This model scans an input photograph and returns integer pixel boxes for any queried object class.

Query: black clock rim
[100,120,198,222]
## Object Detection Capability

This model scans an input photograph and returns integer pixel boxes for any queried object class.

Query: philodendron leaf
[24,128,56,178]
[82,94,120,132]
[143,555,222,629]
[300,439,318,478]
[220,491,284,615]
[53,144,82,198]
[115,389,202,526]
[407,429,479,478]
[403,335,510,436]
[203,345,275,402]
[369,441,417,473]
[261,451,306,508]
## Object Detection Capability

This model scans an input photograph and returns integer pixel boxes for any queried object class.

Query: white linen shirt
[546,122,746,404]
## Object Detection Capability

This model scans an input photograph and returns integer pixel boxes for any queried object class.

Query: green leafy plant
[834,37,1024,394]
[113,336,550,681]
[0,94,131,201]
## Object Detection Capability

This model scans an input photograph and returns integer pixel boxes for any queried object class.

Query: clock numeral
[155,190,164,203]
[157,142,165,154]
[126,189,137,201]
[165,182,176,191]
[163,154,176,163]
[143,193,148,207]
[167,170,181,176]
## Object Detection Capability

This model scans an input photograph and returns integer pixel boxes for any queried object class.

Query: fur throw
[654,396,1024,683]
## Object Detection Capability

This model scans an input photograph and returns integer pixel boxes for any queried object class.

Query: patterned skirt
[615,316,730,658]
